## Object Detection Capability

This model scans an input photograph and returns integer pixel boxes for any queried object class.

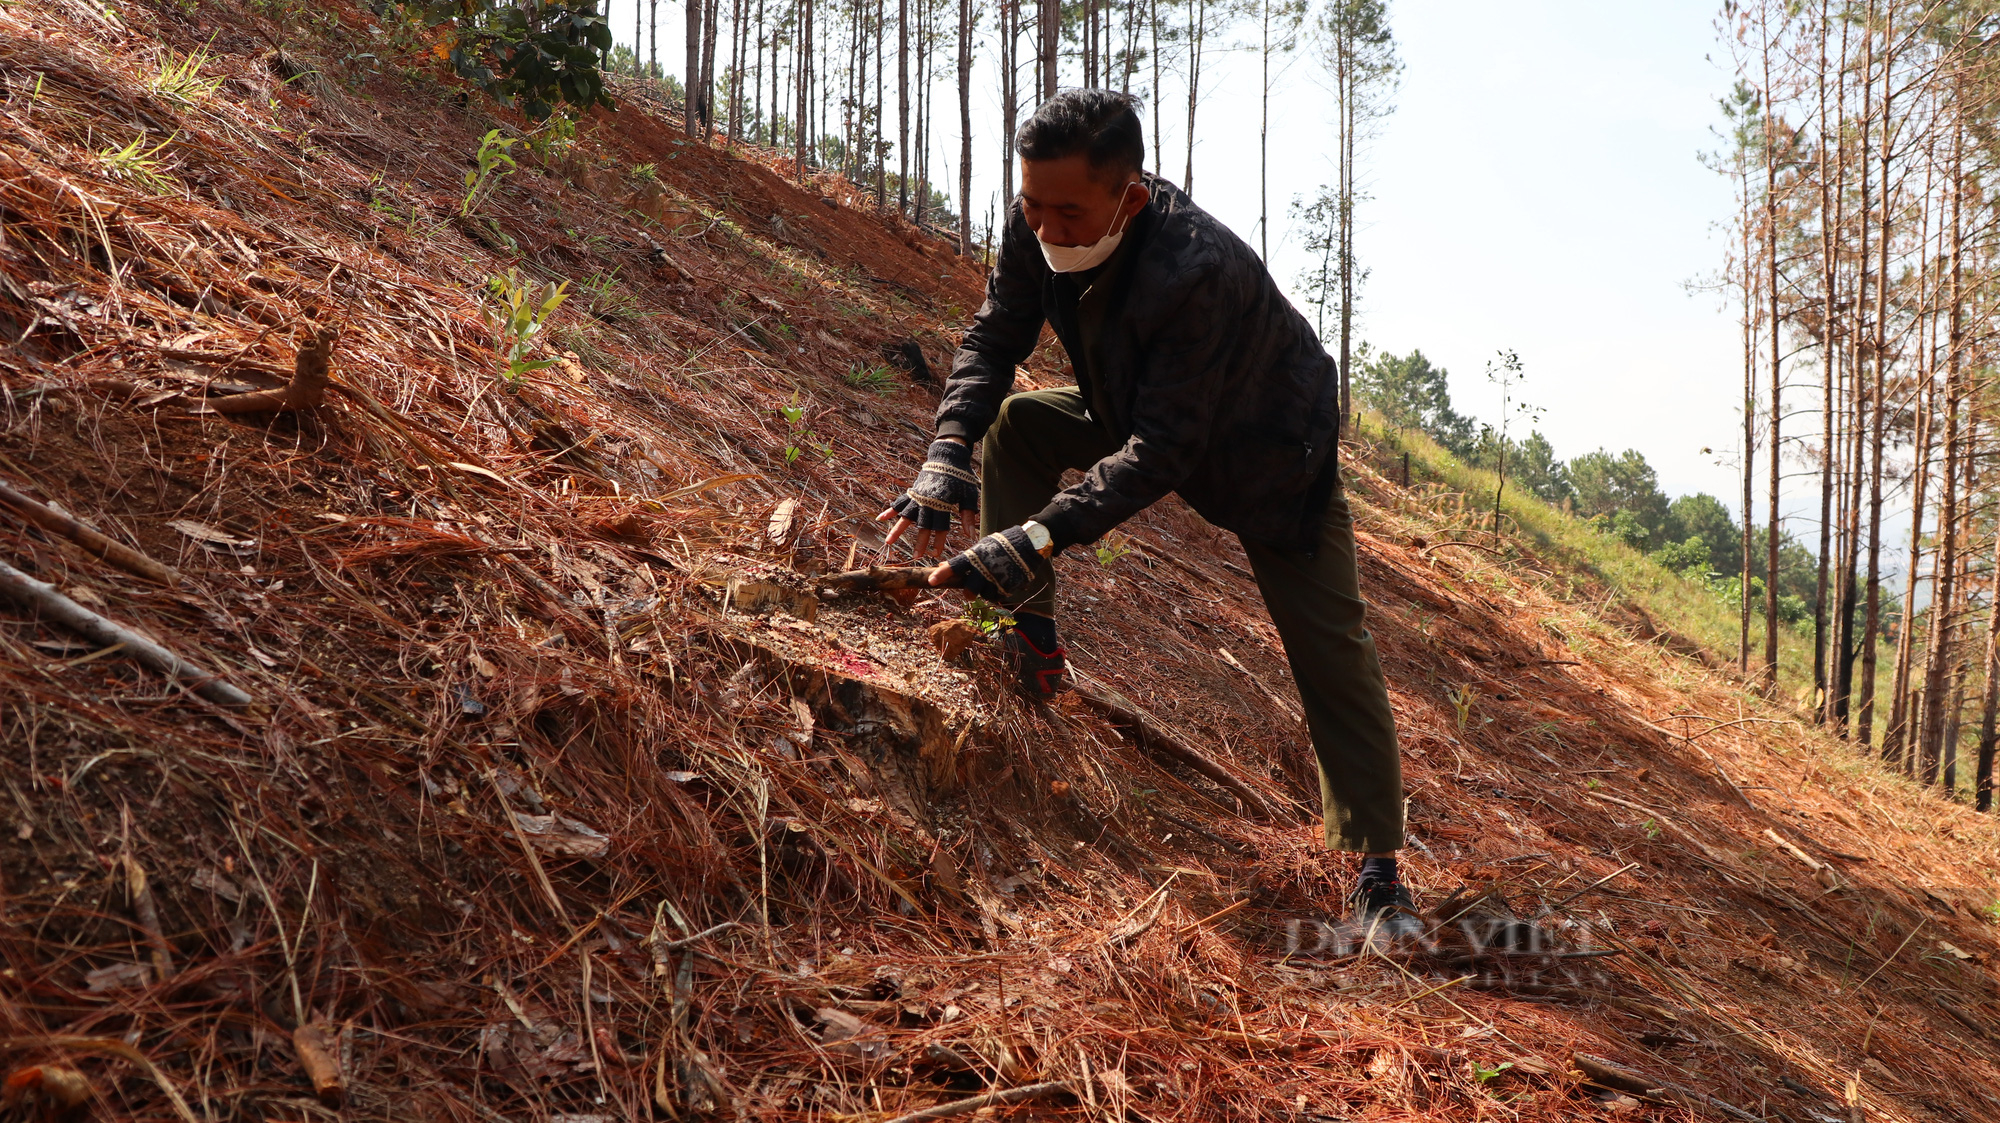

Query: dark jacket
[936,174,1342,553]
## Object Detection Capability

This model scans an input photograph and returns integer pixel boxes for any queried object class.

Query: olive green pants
[981,388,1404,852]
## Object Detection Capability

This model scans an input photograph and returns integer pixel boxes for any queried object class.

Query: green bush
[405,0,615,119]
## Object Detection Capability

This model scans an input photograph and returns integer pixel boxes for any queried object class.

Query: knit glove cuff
[947,526,1043,602]
[887,439,979,532]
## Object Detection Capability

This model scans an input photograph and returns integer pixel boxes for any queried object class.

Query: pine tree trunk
[1759,1,1785,690]
[957,0,972,255]
[1919,113,1968,784]
[1885,369,1932,767]
[796,0,811,173]
[1258,0,1269,262]
[1183,0,1203,191]
[1041,0,1058,100]
[687,0,705,134]
[1740,186,1756,676]
[1976,524,2000,811]
[704,0,722,133]
[1149,0,1161,171]
[1000,0,1016,207]
[876,0,887,205]
[1857,2,1894,749]
[916,0,928,223]
[1811,0,1838,724]
[899,0,911,213]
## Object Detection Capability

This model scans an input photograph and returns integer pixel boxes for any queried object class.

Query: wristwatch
[1021,520,1054,557]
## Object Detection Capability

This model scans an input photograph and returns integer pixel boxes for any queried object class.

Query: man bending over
[878,90,1411,924]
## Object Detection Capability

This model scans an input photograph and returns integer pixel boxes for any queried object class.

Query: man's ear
[1119,178,1149,222]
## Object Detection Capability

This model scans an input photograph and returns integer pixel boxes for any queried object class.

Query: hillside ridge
[3,5,2000,1122]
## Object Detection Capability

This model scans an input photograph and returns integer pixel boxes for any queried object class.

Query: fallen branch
[190,324,337,414]
[1420,539,1509,557]
[291,1023,345,1107]
[0,558,253,706]
[873,1080,1072,1123]
[0,477,180,584]
[822,565,937,592]
[1070,672,1284,820]
[1573,1053,1760,1122]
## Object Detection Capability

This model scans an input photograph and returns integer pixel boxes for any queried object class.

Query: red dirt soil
[2,3,1999,1122]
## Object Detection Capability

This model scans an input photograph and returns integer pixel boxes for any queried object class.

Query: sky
[603,0,1782,513]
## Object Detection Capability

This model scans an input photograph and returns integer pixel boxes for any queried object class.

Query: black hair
[1015,89,1145,181]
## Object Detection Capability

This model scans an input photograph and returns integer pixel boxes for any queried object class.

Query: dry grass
[0,3,1998,1122]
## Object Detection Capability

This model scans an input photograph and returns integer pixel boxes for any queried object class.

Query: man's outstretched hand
[877,436,980,559]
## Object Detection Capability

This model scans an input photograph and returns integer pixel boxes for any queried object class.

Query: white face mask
[1037,183,1141,273]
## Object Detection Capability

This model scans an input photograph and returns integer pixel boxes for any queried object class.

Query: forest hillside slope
[3,5,2000,1122]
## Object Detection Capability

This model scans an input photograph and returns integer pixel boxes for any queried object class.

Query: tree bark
[1183,0,1205,192]
[1976,522,2000,811]
[1884,366,1932,767]
[1761,4,1782,692]
[1918,111,1968,784]
[687,0,705,135]
[1740,163,1756,676]
[1811,0,1839,723]
[1857,1,1893,749]
[957,0,972,255]
[1041,0,1058,101]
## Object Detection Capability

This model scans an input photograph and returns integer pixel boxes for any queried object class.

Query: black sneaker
[1347,879,1423,939]
[994,623,1069,698]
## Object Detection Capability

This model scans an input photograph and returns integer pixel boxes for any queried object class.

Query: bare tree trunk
[795,0,812,172]
[1857,1,1893,749]
[899,0,911,213]
[1812,0,1838,723]
[1123,0,1136,93]
[916,0,929,223]
[1183,0,1204,191]
[1832,8,1868,737]
[1259,0,1270,262]
[1885,368,1933,767]
[1943,665,1966,792]
[1761,4,1783,691]
[1000,0,1016,207]
[1041,0,1058,100]
[1919,113,1968,783]
[876,0,887,204]
[957,0,972,255]
[1149,0,1161,170]
[704,0,722,134]
[1740,183,1757,676]
[1977,518,2000,811]
[688,0,705,135]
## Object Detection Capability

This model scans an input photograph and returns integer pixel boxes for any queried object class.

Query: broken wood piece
[1763,828,1824,871]
[120,854,175,982]
[1573,1053,1761,1121]
[875,1080,1072,1123]
[1764,828,1844,890]
[0,559,254,706]
[190,324,337,414]
[291,1023,344,1107]
[767,497,800,544]
[727,572,817,621]
[1070,672,1283,819]
[0,478,181,585]
[823,565,938,592]
[1572,1054,1668,1099]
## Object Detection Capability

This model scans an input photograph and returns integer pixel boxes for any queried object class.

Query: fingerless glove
[947,526,1043,602]
[887,439,979,532]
